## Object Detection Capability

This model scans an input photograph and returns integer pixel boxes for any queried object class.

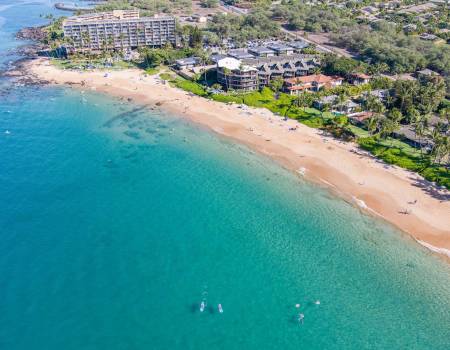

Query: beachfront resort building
[215,54,320,91]
[216,57,258,91]
[62,10,176,52]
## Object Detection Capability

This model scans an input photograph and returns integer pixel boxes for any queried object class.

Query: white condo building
[62,10,176,52]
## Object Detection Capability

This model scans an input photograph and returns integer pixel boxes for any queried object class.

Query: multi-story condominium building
[62,10,176,52]
[216,57,258,91]
[243,54,320,88]
[216,55,321,91]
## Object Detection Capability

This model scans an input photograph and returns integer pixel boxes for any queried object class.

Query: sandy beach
[23,58,450,260]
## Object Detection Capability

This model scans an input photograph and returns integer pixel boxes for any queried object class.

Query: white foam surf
[417,240,450,258]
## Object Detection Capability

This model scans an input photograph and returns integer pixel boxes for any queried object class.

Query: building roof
[242,54,319,66]
[228,49,254,59]
[64,11,173,26]
[210,53,228,63]
[288,41,310,49]
[267,43,294,52]
[417,68,440,76]
[369,89,389,98]
[419,33,439,40]
[248,46,276,55]
[175,57,200,66]
[217,57,256,72]
[317,95,338,104]
[351,72,371,80]
[348,111,374,122]
[398,2,437,14]
[285,74,342,85]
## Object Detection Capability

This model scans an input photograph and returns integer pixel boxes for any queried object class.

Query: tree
[189,26,203,48]
[198,50,209,83]
[412,114,428,156]
[296,91,312,111]
[367,116,379,136]
[222,67,231,90]
[201,0,219,8]
[387,108,403,124]
[269,76,284,98]
[336,93,348,113]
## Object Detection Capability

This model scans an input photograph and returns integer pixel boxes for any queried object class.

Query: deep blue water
[1,1,450,349]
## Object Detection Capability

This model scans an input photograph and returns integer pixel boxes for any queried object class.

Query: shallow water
[1,1,450,349]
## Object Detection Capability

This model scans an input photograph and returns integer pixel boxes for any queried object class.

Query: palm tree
[269,76,284,99]
[320,103,331,119]
[222,67,231,91]
[413,115,428,157]
[198,50,209,83]
[336,93,347,113]
[367,116,379,136]
[296,91,309,111]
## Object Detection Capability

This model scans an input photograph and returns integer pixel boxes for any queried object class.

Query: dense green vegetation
[272,2,355,32]
[332,21,450,79]
[358,137,449,188]
[205,10,281,45]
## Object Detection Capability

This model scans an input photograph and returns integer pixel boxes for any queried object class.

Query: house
[395,125,431,148]
[348,73,371,85]
[175,57,201,70]
[209,53,228,64]
[216,57,258,91]
[339,100,359,114]
[248,46,276,57]
[267,43,295,56]
[398,2,437,14]
[347,111,374,126]
[367,89,389,101]
[283,74,343,94]
[416,68,441,79]
[313,95,337,109]
[314,95,358,113]
[378,1,401,9]
[191,15,207,23]
[361,6,379,14]
[419,33,439,41]
[403,24,418,33]
[288,41,310,52]
[228,49,255,60]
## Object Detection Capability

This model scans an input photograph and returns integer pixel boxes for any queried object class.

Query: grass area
[50,58,134,70]
[171,78,209,97]
[347,125,370,138]
[358,137,449,188]
[145,66,160,75]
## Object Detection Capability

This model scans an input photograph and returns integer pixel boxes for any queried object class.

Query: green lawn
[50,58,134,70]
[358,137,449,188]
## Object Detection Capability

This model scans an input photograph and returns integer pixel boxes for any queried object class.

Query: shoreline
[20,58,450,261]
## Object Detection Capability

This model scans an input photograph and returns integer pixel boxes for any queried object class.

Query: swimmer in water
[298,313,304,324]
[200,301,206,312]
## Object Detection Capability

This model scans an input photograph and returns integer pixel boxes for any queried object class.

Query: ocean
[0,1,450,349]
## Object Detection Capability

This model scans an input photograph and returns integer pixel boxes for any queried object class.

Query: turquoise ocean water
[1,1,450,349]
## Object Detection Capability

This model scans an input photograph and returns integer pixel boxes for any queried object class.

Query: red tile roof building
[284,74,343,94]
